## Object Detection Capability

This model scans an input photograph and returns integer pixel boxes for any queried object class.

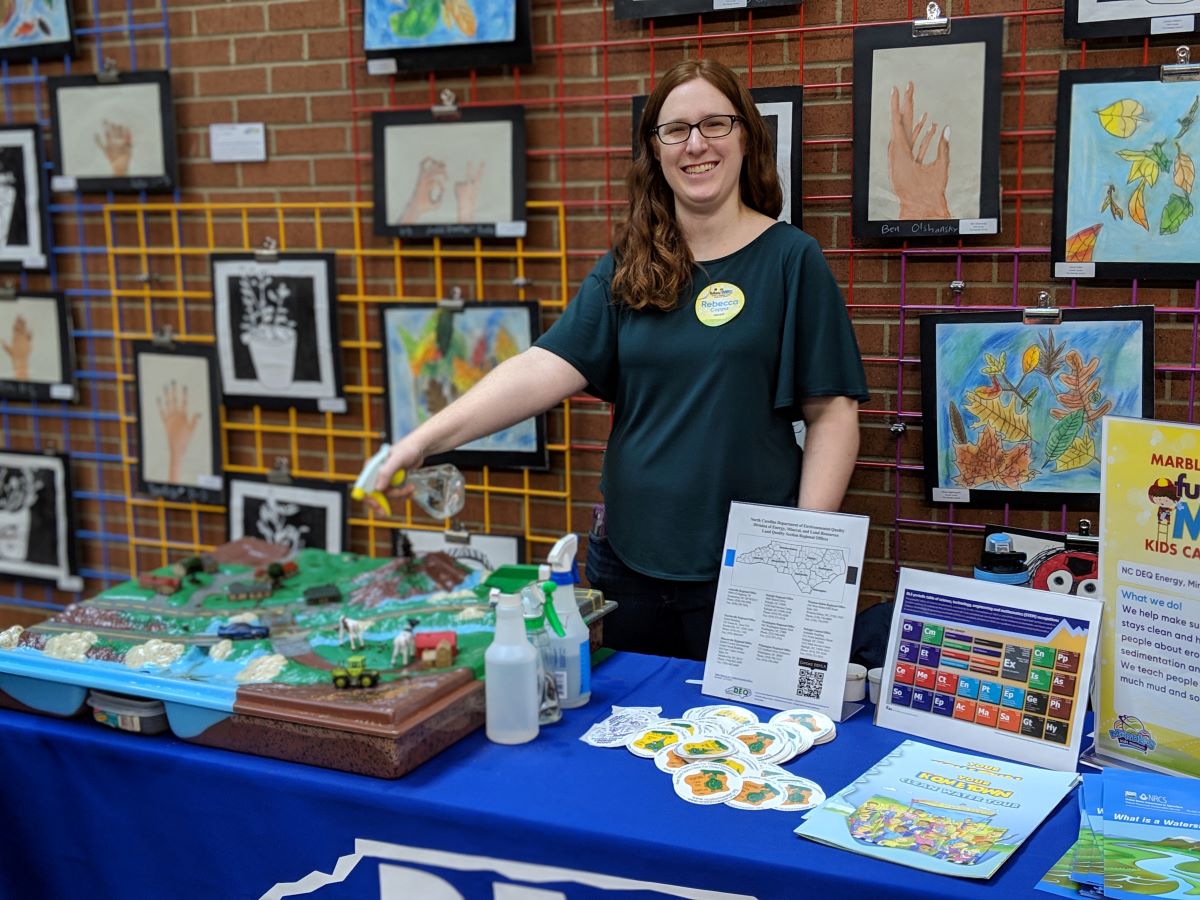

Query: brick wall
[0,0,1195,623]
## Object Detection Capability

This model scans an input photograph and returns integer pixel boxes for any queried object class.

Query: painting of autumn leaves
[1054,69,1200,280]
[921,309,1153,505]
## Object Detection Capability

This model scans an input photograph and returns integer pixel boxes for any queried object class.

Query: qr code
[796,659,827,699]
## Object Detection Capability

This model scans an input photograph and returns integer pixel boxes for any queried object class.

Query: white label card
[23,254,47,270]
[210,123,267,163]
[50,175,77,192]
[317,397,347,414]
[49,384,74,400]
[1151,15,1194,34]
[932,488,971,503]
[1055,262,1096,279]
[58,576,84,592]
[494,221,527,238]
[196,475,223,490]
[713,0,748,7]
[959,218,998,235]
[367,58,398,75]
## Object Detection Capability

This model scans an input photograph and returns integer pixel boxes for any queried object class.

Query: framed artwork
[1065,0,1200,39]
[0,293,75,402]
[0,451,80,591]
[631,86,803,227]
[615,0,798,21]
[0,125,48,270]
[1052,67,1200,282]
[851,17,1004,240]
[363,0,533,73]
[920,306,1154,508]
[381,301,547,470]
[372,106,526,239]
[0,0,75,62]
[47,70,178,193]
[227,475,347,554]
[134,341,224,505]
[402,529,524,571]
[211,253,345,412]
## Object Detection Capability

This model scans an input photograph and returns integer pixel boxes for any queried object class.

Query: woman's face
[652,77,746,218]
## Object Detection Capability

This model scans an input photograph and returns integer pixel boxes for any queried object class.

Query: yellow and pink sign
[1098,416,1200,776]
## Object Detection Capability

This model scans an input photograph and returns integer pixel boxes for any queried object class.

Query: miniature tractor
[332,655,380,689]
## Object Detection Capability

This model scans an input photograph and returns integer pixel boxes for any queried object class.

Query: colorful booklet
[795,739,1080,879]
[1101,769,1200,900]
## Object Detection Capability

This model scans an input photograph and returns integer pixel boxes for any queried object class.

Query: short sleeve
[534,255,621,402]
[773,236,870,417]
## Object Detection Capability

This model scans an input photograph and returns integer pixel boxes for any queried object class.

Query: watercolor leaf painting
[927,316,1149,500]
[364,0,514,51]
[1063,81,1200,264]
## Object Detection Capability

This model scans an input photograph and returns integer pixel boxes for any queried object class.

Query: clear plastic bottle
[547,580,592,708]
[484,591,539,744]
[401,464,466,520]
[522,589,563,726]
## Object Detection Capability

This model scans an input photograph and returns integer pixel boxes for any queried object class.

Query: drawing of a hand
[1,315,32,379]
[399,157,447,223]
[455,160,485,222]
[156,381,200,483]
[95,120,133,177]
[887,82,951,219]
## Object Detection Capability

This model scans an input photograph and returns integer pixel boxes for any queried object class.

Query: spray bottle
[484,590,539,744]
[522,580,565,725]
[544,538,592,709]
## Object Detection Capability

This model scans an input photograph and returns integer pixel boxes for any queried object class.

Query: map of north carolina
[737,542,846,593]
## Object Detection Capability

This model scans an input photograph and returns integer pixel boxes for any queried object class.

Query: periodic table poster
[876,568,1103,771]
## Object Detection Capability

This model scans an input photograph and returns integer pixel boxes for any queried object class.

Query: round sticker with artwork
[694,282,745,327]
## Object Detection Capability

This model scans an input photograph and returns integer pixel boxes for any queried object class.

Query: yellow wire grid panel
[102,200,576,576]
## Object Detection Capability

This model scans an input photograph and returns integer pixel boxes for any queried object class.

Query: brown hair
[1148,477,1178,502]
[611,59,783,311]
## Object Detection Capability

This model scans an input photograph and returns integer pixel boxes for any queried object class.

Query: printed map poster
[701,501,869,721]
[876,568,1102,771]
[1096,416,1200,777]
[1101,769,1200,900]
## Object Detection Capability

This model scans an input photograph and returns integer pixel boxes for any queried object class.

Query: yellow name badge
[694,282,745,327]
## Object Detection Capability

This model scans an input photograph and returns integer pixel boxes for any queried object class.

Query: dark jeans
[585,533,719,661]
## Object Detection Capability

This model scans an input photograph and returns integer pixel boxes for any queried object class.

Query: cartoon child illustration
[1148,477,1179,541]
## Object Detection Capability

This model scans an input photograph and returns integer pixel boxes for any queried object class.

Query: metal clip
[131,270,161,284]
[1162,46,1200,83]
[0,281,16,301]
[949,280,965,297]
[431,89,461,120]
[152,324,175,347]
[97,58,120,83]
[444,521,471,543]
[1022,290,1061,325]
[511,276,533,288]
[1077,518,1092,537]
[890,421,907,436]
[438,285,466,311]
[913,2,951,37]
[255,236,279,263]
[42,440,58,455]
[266,456,292,485]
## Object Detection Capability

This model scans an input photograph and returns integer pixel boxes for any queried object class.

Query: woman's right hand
[368,438,427,515]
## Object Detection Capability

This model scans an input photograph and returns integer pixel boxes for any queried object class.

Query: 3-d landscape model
[0,538,609,777]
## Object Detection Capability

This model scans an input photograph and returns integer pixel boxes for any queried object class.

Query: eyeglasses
[652,114,742,145]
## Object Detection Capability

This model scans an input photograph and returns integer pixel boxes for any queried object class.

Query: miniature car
[217,622,270,640]
[332,655,380,689]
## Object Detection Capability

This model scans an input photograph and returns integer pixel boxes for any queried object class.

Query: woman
[372,59,868,660]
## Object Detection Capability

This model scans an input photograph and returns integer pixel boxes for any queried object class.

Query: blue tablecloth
[0,653,1074,899]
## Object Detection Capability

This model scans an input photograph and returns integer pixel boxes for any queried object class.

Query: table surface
[0,652,1078,899]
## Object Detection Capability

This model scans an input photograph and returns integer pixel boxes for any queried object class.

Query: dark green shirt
[536,222,868,580]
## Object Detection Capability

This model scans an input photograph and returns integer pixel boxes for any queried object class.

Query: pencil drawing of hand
[399,157,447,223]
[95,120,133,177]
[156,381,200,484]
[1,315,32,379]
[887,82,951,219]
[455,160,485,222]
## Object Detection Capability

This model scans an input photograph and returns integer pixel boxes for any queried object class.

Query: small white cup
[844,663,867,702]
[867,667,883,704]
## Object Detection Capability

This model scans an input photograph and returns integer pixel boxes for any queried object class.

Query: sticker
[694,282,745,327]
[579,706,663,748]
[773,776,826,812]
[771,722,814,761]
[675,736,737,759]
[626,724,689,758]
[725,775,787,810]
[701,705,759,732]
[653,745,693,773]
[659,718,697,735]
[672,763,743,805]
[770,709,834,742]
[729,724,791,762]
[707,755,760,777]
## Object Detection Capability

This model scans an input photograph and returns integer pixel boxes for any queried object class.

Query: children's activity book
[795,739,1079,879]
[1101,769,1200,900]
